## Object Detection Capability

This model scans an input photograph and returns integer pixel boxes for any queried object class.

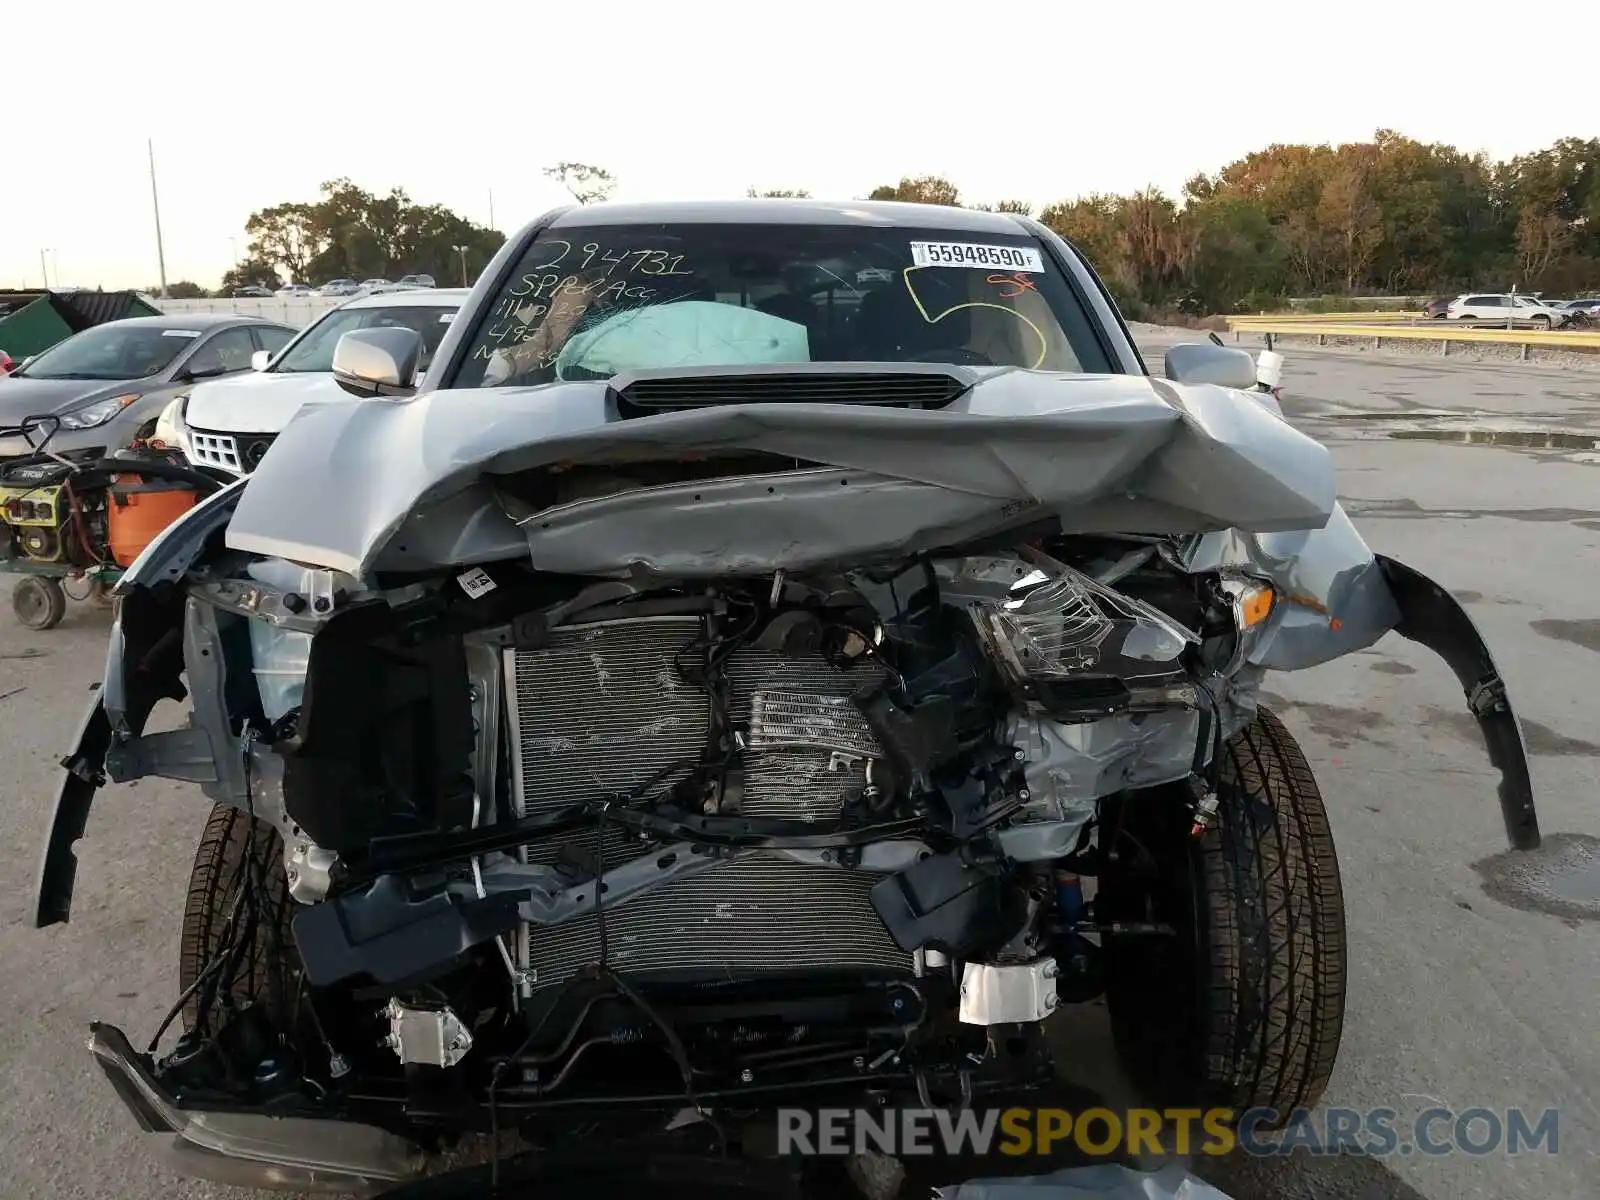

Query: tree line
[176,134,1599,314]
[855,132,1600,315]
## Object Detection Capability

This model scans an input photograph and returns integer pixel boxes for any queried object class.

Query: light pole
[39,248,53,290]
[148,139,169,299]
[454,244,470,287]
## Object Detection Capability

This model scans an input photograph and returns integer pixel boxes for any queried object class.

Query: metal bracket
[104,726,220,785]
[380,1000,473,1068]
[1469,674,1508,718]
[957,958,1058,1025]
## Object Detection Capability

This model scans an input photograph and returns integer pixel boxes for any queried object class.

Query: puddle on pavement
[1473,832,1600,921]
[1544,855,1600,904]
[1387,428,1600,451]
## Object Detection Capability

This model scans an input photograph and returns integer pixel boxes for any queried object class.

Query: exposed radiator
[503,616,909,991]
[521,854,909,990]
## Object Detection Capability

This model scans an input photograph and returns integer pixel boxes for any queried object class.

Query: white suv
[158,289,468,476]
[1445,293,1567,327]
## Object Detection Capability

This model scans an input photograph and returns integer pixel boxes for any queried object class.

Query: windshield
[15,323,195,381]
[274,305,459,374]
[448,222,1113,389]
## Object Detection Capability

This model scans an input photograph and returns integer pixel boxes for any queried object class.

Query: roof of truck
[545,198,1033,233]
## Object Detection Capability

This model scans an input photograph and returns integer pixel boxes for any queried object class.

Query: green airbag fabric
[555,300,810,378]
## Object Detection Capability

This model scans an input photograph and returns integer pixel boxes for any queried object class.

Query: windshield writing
[448,223,1110,389]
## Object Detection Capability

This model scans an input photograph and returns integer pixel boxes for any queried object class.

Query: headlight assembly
[969,562,1200,720]
[58,393,138,430]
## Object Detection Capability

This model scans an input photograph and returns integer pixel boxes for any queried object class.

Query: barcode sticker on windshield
[162,329,202,338]
[911,242,1044,272]
[457,567,497,599]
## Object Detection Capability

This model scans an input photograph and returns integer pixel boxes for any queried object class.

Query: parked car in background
[1445,293,1569,327]
[276,283,314,297]
[396,273,437,289]
[167,289,468,475]
[231,285,274,298]
[315,279,361,297]
[357,278,393,295]
[1554,299,1597,326]
[1422,295,1455,319]
[0,314,295,465]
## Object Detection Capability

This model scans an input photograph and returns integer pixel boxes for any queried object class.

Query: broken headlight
[968,564,1198,720]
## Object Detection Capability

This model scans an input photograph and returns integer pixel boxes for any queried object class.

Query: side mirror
[251,350,272,372]
[1164,342,1258,390]
[182,364,230,382]
[332,327,421,398]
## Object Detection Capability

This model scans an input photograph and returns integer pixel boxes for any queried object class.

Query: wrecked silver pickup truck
[34,199,1537,1194]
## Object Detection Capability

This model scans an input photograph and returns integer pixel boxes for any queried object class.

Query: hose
[87,457,228,497]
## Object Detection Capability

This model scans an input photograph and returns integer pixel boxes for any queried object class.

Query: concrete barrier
[154,296,344,326]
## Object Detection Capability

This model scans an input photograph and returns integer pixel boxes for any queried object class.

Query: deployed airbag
[555,300,809,378]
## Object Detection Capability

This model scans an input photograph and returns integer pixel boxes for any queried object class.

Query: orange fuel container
[107,475,200,568]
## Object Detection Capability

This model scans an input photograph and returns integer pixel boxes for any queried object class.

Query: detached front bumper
[87,1022,422,1194]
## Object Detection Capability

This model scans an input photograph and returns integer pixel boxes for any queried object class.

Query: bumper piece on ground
[87,1021,423,1194]
[1375,555,1540,850]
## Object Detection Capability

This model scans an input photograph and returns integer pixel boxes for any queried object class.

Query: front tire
[178,803,299,1031]
[1099,707,1346,1122]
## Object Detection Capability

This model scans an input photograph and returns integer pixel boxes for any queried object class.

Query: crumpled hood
[223,368,1336,579]
[182,370,347,435]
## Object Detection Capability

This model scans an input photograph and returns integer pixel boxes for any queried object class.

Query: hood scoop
[608,363,972,417]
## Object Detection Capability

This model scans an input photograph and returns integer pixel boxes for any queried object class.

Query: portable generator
[2,418,226,629]
[0,459,109,567]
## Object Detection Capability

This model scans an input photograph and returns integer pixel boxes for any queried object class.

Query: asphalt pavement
[0,336,1596,1199]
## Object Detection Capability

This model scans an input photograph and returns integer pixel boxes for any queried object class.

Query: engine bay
[122,532,1277,1135]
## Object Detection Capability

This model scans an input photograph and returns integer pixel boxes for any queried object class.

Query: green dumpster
[0,289,163,361]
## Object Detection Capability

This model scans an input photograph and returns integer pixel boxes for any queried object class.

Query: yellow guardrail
[1224,321,1600,349]
[1230,311,1423,324]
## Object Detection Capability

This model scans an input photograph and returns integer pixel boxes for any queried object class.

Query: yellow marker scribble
[900,266,1049,370]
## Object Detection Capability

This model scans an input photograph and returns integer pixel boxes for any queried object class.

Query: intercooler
[503,616,913,992]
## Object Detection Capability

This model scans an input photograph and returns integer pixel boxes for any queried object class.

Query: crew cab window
[446,222,1114,389]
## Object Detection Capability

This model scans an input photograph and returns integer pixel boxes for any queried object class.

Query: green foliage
[545,162,617,205]
[868,176,962,206]
[164,280,209,299]
[219,258,281,294]
[239,180,505,289]
[1027,132,1600,314]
